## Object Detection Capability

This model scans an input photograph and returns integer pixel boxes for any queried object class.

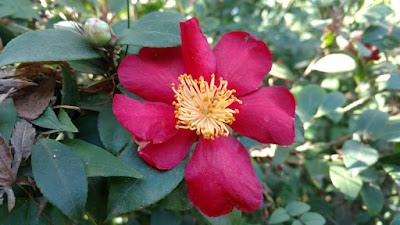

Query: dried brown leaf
[0,78,37,93]
[10,120,36,175]
[0,87,15,106]
[0,135,13,181]
[13,76,56,121]
[4,187,15,211]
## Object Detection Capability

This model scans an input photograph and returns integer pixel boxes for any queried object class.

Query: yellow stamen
[171,74,241,140]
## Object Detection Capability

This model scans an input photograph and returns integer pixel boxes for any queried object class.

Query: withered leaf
[13,75,56,121]
[0,78,37,93]
[10,120,36,175]
[3,186,15,212]
[0,135,13,182]
[0,87,15,106]
[0,135,16,212]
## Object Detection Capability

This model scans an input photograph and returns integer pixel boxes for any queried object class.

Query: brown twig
[52,105,81,112]
[16,183,53,225]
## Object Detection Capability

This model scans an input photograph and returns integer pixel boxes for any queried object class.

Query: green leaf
[286,201,311,216]
[378,122,400,142]
[67,59,108,75]
[73,111,103,147]
[57,109,79,132]
[272,147,290,166]
[0,29,102,67]
[268,208,290,224]
[312,54,356,73]
[305,159,329,189]
[98,102,131,155]
[296,84,327,122]
[107,143,187,218]
[295,113,305,143]
[0,199,67,225]
[355,3,393,23]
[62,139,142,178]
[318,92,346,115]
[353,109,389,136]
[360,183,383,216]
[355,41,372,57]
[342,140,378,176]
[61,65,79,116]
[31,107,78,133]
[201,208,241,225]
[386,73,400,90]
[292,220,303,225]
[158,181,192,211]
[329,166,363,200]
[300,212,326,225]
[32,139,87,222]
[78,91,111,112]
[382,164,400,186]
[117,11,185,47]
[0,98,17,143]
[150,207,182,225]
[86,177,108,224]
[269,63,295,81]
[391,214,400,225]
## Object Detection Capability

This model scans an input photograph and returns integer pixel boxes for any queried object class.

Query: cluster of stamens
[171,74,242,140]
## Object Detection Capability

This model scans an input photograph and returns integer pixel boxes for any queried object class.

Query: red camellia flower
[113,17,296,217]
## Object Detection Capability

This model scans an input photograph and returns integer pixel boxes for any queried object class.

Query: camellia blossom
[113,17,296,217]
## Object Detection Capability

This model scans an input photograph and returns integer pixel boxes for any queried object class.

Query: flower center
[171,74,242,140]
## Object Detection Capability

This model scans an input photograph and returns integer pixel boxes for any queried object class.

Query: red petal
[230,86,296,145]
[185,135,263,217]
[180,18,216,80]
[138,129,196,170]
[213,32,272,96]
[113,94,178,144]
[117,47,184,104]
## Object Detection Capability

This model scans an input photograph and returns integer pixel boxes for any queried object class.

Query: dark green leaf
[342,140,378,176]
[201,208,241,225]
[0,199,50,225]
[268,208,290,224]
[329,166,363,200]
[0,29,102,67]
[158,181,192,211]
[107,143,186,218]
[0,98,17,143]
[150,207,182,225]
[292,220,303,225]
[78,92,111,112]
[360,183,383,215]
[32,139,87,222]
[86,177,108,224]
[378,122,400,142]
[98,102,131,155]
[62,139,142,178]
[300,212,326,225]
[67,59,108,75]
[73,111,103,147]
[61,66,79,116]
[295,113,305,143]
[117,11,185,47]
[286,201,311,216]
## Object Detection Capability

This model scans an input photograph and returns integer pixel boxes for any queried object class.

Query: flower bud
[83,18,112,47]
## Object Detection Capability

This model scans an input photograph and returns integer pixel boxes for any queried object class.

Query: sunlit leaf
[312,54,356,73]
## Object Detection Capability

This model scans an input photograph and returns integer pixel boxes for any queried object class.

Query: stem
[123,0,130,58]
[16,183,53,225]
